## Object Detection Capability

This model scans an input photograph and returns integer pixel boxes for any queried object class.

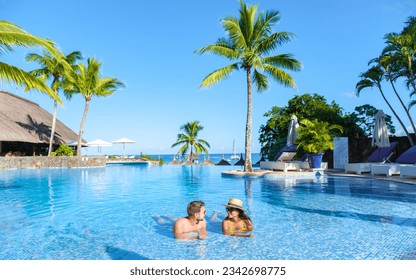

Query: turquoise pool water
[0,164,415,260]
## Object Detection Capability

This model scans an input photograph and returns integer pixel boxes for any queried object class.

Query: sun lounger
[345,142,398,174]
[399,165,416,179]
[260,144,299,172]
[371,145,416,177]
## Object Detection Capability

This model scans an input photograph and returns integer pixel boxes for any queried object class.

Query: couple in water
[173,198,253,239]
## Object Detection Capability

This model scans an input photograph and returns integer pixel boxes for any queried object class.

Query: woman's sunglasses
[226,207,237,213]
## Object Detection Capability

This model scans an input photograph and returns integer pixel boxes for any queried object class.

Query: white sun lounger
[399,165,416,179]
[371,145,416,177]
[345,142,398,175]
[371,163,401,177]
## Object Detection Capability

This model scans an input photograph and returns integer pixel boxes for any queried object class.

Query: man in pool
[173,200,207,239]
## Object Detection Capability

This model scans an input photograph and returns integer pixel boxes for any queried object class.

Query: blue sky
[1,0,416,155]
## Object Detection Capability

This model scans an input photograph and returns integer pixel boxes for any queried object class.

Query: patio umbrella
[286,115,299,145]
[112,137,135,151]
[66,141,88,147]
[86,139,112,153]
[372,110,390,148]
[234,153,245,166]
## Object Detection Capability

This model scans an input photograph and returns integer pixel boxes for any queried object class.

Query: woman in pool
[222,198,253,238]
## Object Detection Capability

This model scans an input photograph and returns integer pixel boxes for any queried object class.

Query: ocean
[147,153,262,165]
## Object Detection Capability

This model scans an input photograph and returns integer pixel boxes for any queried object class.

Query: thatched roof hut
[216,155,231,166]
[200,155,215,166]
[234,153,245,166]
[0,91,80,155]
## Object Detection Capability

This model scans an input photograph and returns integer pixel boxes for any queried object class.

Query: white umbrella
[112,137,135,153]
[66,141,88,147]
[86,139,112,153]
[372,110,390,148]
[286,115,299,145]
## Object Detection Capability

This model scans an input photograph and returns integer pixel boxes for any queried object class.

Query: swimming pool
[0,164,415,260]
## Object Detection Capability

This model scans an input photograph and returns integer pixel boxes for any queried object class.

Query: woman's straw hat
[222,198,247,212]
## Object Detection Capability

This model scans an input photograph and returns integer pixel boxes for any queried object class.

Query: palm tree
[195,0,301,172]
[63,58,124,156]
[0,20,63,102]
[26,50,82,156]
[356,65,414,145]
[372,54,416,135]
[171,121,210,161]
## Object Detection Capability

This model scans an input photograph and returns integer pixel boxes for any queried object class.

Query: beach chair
[371,145,416,177]
[260,144,299,172]
[400,165,416,179]
[345,142,398,175]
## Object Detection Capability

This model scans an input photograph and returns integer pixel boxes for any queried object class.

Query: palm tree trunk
[378,86,414,146]
[386,72,416,135]
[76,98,90,156]
[244,68,253,172]
[48,99,58,156]
[407,59,416,95]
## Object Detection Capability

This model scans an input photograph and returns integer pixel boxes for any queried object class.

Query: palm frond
[0,61,61,102]
[355,79,375,96]
[253,10,280,42]
[195,38,239,60]
[253,69,269,91]
[0,20,63,59]
[263,54,302,72]
[199,63,239,88]
[222,17,247,49]
[264,64,296,88]
[257,32,294,54]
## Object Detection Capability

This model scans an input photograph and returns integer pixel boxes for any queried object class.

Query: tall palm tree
[195,0,301,172]
[26,50,82,156]
[356,65,414,145]
[64,57,124,156]
[372,54,416,135]
[0,20,63,102]
[171,121,210,161]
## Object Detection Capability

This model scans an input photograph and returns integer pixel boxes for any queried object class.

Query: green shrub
[51,144,75,156]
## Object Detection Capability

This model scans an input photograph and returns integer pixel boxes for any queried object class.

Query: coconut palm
[195,0,301,172]
[26,50,82,156]
[64,57,124,156]
[0,20,63,102]
[356,65,414,145]
[171,121,210,161]
[371,54,416,135]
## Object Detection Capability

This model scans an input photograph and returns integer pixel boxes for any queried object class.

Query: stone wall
[0,156,107,170]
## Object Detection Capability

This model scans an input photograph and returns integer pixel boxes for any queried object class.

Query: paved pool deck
[222,168,416,185]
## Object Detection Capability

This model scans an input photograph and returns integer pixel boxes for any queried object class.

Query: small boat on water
[230,139,240,160]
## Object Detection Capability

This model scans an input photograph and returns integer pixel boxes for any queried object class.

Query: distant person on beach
[222,198,253,237]
[173,200,207,239]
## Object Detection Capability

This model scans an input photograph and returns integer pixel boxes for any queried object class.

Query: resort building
[0,90,80,156]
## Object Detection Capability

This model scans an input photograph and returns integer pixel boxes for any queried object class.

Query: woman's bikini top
[228,220,248,232]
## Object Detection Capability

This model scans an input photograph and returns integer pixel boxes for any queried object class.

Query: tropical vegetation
[171,121,210,161]
[63,58,124,156]
[195,0,301,172]
[26,50,82,156]
[295,119,343,154]
[258,93,392,160]
[0,20,64,102]
[357,16,416,146]
[50,144,75,156]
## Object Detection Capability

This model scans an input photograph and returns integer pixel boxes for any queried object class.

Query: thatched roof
[0,91,79,144]
[200,155,215,166]
[234,153,245,166]
[216,155,231,166]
